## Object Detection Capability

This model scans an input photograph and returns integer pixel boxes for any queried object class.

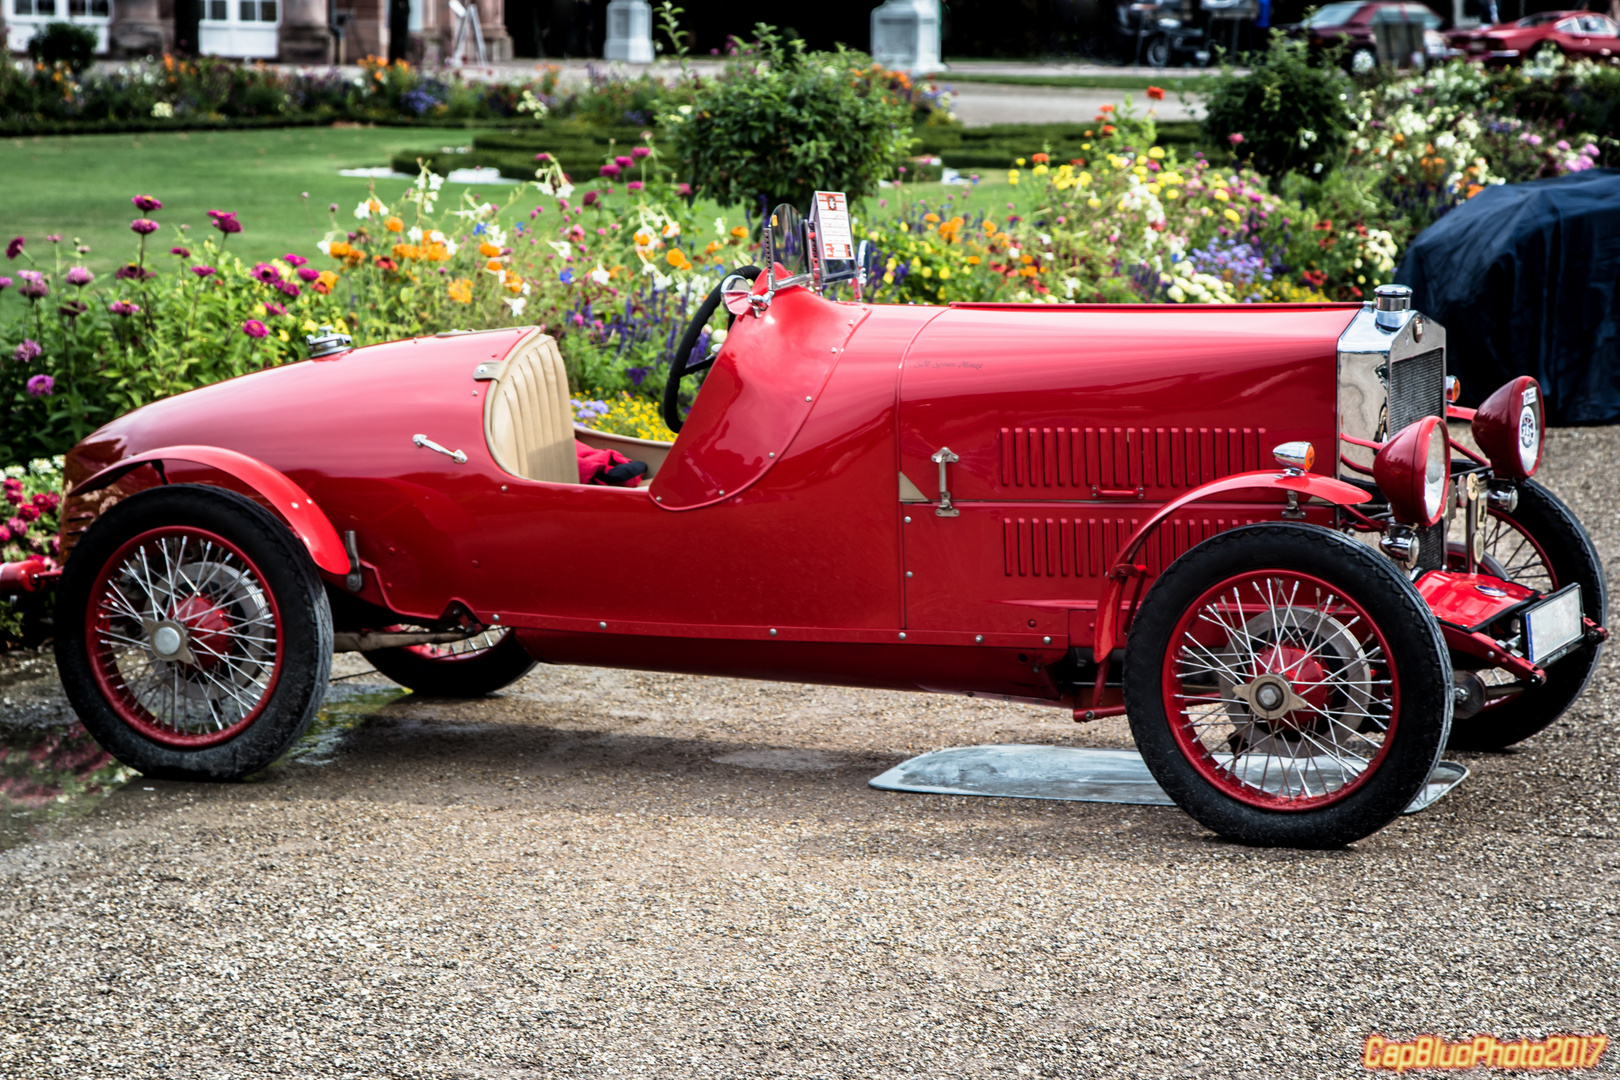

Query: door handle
[930,447,960,518]
[413,433,467,464]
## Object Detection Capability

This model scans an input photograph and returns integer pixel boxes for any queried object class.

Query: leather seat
[484,330,577,484]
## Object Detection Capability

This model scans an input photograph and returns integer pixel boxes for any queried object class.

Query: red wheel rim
[85,526,284,748]
[1159,569,1400,811]
[389,625,510,661]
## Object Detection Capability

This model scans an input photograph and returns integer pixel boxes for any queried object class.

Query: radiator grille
[1387,348,1445,436]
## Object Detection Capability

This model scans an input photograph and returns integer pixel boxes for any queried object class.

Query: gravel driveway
[1,428,1617,1079]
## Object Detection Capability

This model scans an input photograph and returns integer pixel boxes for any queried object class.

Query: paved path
[0,425,1617,1078]
[949,81,1204,125]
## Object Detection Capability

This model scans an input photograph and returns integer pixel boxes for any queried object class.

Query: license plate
[1525,585,1583,665]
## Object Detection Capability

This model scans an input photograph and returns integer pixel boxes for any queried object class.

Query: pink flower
[1228,133,1245,146]
[32,491,59,512]
[207,210,242,234]
[264,302,287,316]
[191,265,217,278]
[0,277,10,292]
[615,155,633,169]
[1556,139,1571,151]
[5,518,22,536]
[131,218,160,235]
[17,271,48,299]
[284,253,308,267]
[114,264,155,281]
[5,237,22,259]
[66,266,93,287]
[676,183,692,197]
[25,374,54,398]
[108,300,141,316]
[582,190,599,207]
[296,267,320,282]
[274,280,302,299]
[45,234,62,243]
[16,504,38,523]
[535,151,553,162]
[12,339,41,363]
[599,163,621,179]
[170,246,191,258]
[251,262,281,284]
[631,146,651,159]
[242,319,268,339]
[627,181,644,192]
[131,194,162,212]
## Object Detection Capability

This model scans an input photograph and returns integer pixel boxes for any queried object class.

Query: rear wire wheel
[1124,523,1451,847]
[362,625,535,697]
[55,485,333,780]
[1444,479,1606,750]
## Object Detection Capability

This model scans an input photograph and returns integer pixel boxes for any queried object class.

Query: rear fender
[1092,470,1373,664]
[68,444,349,575]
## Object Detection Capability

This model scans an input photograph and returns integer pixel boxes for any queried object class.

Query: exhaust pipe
[0,558,55,595]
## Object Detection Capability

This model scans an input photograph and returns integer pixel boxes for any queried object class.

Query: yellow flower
[1147,147,1165,160]
[302,319,318,332]
[447,278,473,303]
[1080,142,1091,151]
[1078,171,1093,187]
[1213,188,1230,202]
[1016,157,1026,166]
[384,216,404,233]
[1087,197,1102,209]
[1133,166,1148,179]
[938,266,951,280]
[277,329,290,342]
[1032,164,1049,176]
[1223,208,1241,223]
[1007,170,1020,186]
[1161,172,1183,185]
[1146,183,1161,195]
[1165,189,1180,200]
[479,241,501,258]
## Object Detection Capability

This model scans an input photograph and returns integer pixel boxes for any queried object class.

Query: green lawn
[0,125,558,274]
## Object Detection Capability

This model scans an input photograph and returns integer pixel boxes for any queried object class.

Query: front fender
[1093,469,1372,661]
[68,444,350,576]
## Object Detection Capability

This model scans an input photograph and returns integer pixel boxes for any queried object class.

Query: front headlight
[1472,375,1543,480]
[1374,416,1450,527]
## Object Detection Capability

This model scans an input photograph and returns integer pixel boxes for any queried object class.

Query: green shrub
[26,22,98,75]
[668,26,912,215]
[1201,34,1353,180]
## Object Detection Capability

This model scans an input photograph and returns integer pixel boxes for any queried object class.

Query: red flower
[1146,86,1165,101]
[375,256,398,271]
[5,237,22,260]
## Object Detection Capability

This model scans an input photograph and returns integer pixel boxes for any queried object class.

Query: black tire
[1144,34,1171,68]
[1123,523,1451,848]
[1446,479,1606,751]
[54,484,333,781]
[362,628,535,697]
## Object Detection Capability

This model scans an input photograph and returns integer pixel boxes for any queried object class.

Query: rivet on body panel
[769,629,778,636]
[898,632,907,641]
[598,621,607,629]
[975,635,984,643]
[1043,636,1052,644]
[905,571,913,578]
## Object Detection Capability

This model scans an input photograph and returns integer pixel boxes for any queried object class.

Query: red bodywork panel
[59,293,1378,703]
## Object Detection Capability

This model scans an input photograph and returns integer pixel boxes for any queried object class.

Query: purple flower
[132,194,162,212]
[560,268,574,283]
[676,182,692,197]
[251,262,281,284]
[5,237,22,260]
[615,155,633,169]
[284,253,309,267]
[0,277,11,292]
[170,246,191,258]
[17,270,47,299]
[66,266,93,287]
[1556,139,1571,151]
[25,374,53,398]
[582,190,599,207]
[114,264,156,282]
[627,181,644,192]
[242,319,269,339]
[207,210,242,235]
[631,146,651,159]
[265,301,287,316]
[13,339,42,363]
[45,234,61,243]
[599,163,621,179]
[274,279,302,299]
[191,265,217,279]
[296,267,320,282]
[131,218,160,236]
[108,300,141,316]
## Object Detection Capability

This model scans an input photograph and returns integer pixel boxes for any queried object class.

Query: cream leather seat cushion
[484,330,577,484]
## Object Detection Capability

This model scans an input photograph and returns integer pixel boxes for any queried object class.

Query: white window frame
[199,0,281,58]
[6,0,110,55]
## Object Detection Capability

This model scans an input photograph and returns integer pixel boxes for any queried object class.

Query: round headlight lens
[1424,424,1448,522]
[1517,394,1541,475]
[1472,376,1544,480]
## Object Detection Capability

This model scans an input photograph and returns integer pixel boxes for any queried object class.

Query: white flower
[714,216,728,237]
[549,241,572,259]
[504,296,527,316]
[353,200,373,220]
[407,226,424,242]
[317,240,332,256]
[590,265,611,285]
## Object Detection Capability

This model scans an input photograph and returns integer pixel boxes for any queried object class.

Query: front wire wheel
[1125,523,1451,847]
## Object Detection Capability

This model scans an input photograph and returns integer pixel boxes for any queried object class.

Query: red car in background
[1291,0,1448,70]
[1448,10,1620,61]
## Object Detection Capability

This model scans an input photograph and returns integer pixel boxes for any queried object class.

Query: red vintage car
[1448,10,1620,62]
[2,204,1606,848]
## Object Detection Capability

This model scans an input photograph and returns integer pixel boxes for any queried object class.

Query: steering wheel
[662,265,762,434]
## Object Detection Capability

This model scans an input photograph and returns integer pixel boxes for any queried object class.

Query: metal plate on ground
[869,745,1469,815]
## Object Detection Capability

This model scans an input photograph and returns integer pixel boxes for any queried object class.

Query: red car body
[1295,0,1445,61]
[1448,10,1620,61]
[11,252,1606,846]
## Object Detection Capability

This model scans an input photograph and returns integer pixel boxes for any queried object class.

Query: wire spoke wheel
[388,624,512,661]
[1164,570,1398,811]
[362,622,534,697]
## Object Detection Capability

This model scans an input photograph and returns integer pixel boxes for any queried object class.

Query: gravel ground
[1,427,1618,1078]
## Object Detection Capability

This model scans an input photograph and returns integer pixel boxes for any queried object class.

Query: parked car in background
[1289,0,1448,69]
[1447,10,1620,61]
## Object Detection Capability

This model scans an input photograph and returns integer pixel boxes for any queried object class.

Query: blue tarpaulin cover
[1396,169,1620,424]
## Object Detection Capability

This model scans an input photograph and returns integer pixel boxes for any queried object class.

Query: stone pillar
[602,0,651,62]
[279,0,335,62]
[870,0,943,74]
[110,0,172,55]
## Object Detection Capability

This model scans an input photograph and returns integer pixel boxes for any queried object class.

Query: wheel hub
[144,618,198,665]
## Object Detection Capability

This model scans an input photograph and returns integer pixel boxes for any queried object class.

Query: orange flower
[1466,183,1484,198]
[384,216,404,233]
[729,225,748,239]
[1099,103,1115,113]
[327,241,353,258]
[486,258,503,272]
[505,273,525,294]
[665,248,691,270]
[314,270,338,294]
[478,241,501,258]
[1146,86,1165,101]
[447,278,473,303]
[1101,125,1115,135]
[1031,153,1049,165]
